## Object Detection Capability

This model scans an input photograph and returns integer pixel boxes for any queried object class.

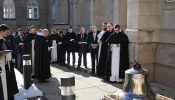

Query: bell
[114,57,156,100]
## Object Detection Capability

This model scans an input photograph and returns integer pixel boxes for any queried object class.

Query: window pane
[4,13,8,18]
[34,13,37,18]
[3,8,6,12]
[11,13,15,18]
[4,14,7,18]
[3,7,8,12]
[28,8,32,13]
[34,8,37,13]
[29,13,32,18]
[10,7,15,13]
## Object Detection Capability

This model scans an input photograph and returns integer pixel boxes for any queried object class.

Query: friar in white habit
[106,25,129,83]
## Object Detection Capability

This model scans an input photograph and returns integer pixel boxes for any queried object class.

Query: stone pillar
[113,0,119,25]
[100,0,127,29]
[89,0,94,29]
[73,0,77,29]
[69,0,73,26]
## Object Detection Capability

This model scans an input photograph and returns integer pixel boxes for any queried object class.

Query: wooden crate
[104,94,173,100]
[157,94,173,100]
[104,94,116,100]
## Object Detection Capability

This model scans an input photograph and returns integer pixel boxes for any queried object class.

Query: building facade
[0,0,175,88]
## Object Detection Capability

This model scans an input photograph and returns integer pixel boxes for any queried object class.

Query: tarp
[14,68,43,100]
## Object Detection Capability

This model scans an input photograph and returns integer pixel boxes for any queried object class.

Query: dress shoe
[76,66,80,69]
[90,71,95,74]
[85,66,88,69]
[38,80,49,83]
[32,75,36,78]
[117,81,123,84]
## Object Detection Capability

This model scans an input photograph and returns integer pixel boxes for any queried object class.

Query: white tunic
[51,40,57,62]
[0,59,8,100]
[32,43,35,76]
[97,30,106,62]
[110,44,122,82]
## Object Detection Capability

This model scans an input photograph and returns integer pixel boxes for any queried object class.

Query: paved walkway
[34,64,175,100]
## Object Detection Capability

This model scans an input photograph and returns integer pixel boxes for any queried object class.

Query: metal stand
[61,75,75,100]
[23,54,32,90]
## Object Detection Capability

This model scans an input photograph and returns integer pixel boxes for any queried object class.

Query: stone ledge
[125,28,175,44]
[154,64,175,88]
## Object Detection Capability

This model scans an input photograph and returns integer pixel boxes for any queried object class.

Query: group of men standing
[0,22,130,100]
[48,23,130,83]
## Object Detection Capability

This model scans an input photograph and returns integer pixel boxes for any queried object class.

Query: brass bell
[114,57,156,100]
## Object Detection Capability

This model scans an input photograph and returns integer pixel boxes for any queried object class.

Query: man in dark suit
[65,27,76,66]
[76,27,88,69]
[87,25,100,74]
[14,28,24,71]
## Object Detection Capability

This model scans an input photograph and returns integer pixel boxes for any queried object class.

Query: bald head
[42,29,49,37]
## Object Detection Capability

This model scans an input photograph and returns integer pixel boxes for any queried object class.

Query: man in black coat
[87,25,100,74]
[14,28,24,71]
[34,29,51,82]
[76,27,88,69]
[23,25,36,54]
[65,27,76,66]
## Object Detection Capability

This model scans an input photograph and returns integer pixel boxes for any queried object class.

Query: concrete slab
[75,78,93,90]
[34,64,175,100]
[44,93,61,100]
[78,76,108,86]
[151,83,175,99]
[98,83,123,93]
[36,81,61,95]
[75,87,108,100]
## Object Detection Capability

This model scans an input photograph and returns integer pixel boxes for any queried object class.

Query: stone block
[128,43,135,63]
[154,64,175,88]
[155,43,175,67]
[119,19,127,26]
[141,64,154,81]
[139,3,157,16]
[152,29,175,44]
[127,3,139,16]
[127,16,139,29]
[138,16,157,29]
[127,0,139,3]
[135,43,156,64]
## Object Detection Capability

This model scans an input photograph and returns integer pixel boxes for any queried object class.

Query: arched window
[27,0,39,19]
[3,0,15,19]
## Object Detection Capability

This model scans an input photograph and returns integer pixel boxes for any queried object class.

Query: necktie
[81,35,84,41]
[93,33,96,41]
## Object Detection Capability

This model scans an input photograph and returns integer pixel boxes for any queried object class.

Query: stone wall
[126,0,175,88]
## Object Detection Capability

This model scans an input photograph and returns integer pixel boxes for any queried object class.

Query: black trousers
[58,50,66,65]
[78,51,87,67]
[67,52,75,65]
[16,53,23,72]
[90,49,98,72]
